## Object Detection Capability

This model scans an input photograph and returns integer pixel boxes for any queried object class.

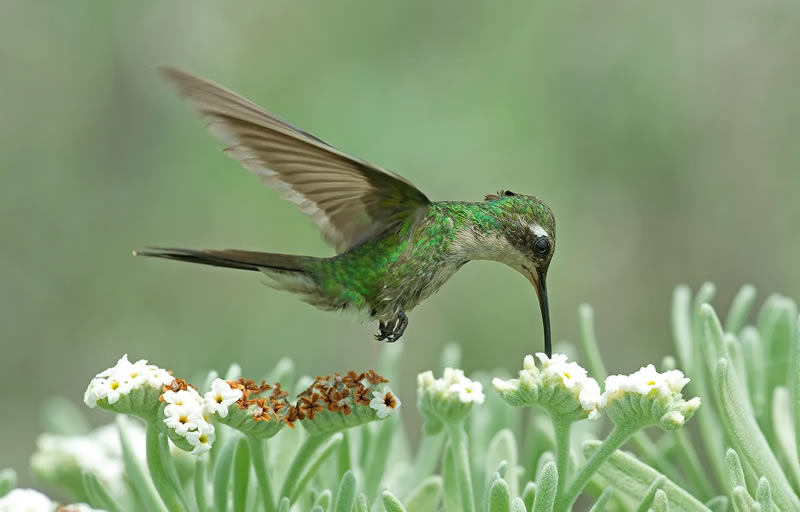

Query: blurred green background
[2,1,799,485]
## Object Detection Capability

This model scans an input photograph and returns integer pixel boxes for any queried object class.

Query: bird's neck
[436,202,521,266]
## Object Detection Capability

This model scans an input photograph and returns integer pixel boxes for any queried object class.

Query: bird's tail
[134,247,316,273]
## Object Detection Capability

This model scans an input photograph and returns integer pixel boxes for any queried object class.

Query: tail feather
[134,247,313,273]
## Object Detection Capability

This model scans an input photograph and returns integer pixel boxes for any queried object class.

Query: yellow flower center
[179,415,188,424]
[111,381,120,390]
[199,434,208,444]
[647,380,656,386]
[215,395,223,403]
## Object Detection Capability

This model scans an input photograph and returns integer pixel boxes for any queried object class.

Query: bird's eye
[533,237,550,257]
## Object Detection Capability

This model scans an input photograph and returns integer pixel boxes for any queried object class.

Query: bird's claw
[374,312,408,343]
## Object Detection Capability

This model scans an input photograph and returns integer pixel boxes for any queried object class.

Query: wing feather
[160,67,430,252]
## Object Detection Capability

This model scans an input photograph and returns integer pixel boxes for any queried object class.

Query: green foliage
[5,283,800,511]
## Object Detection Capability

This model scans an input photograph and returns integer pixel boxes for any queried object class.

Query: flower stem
[278,432,332,501]
[447,424,475,512]
[556,424,636,512]
[145,422,180,510]
[247,436,276,512]
[552,417,571,500]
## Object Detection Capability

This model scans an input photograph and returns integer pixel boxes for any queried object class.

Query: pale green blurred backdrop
[2,1,799,485]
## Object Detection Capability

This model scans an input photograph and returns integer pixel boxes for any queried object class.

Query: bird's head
[484,190,556,356]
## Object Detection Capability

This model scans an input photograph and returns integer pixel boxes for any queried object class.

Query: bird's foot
[382,312,408,343]
[375,319,397,341]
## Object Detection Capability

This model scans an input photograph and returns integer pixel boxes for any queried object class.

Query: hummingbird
[137,68,556,355]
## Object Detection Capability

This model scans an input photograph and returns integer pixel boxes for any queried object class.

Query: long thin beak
[533,270,552,357]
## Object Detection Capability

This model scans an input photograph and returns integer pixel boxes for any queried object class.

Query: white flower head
[450,380,485,404]
[31,423,142,497]
[494,353,601,421]
[0,488,53,511]
[417,368,484,429]
[84,355,174,413]
[417,371,435,390]
[369,387,401,419]
[184,420,216,455]
[204,379,243,418]
[162,386,216,453]
[600,365,700,430]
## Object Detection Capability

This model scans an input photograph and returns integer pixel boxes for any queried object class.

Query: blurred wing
[160,67,430,252]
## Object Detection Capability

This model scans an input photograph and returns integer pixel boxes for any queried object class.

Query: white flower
[164,406,203,436]
[491,377,517,392]
[417,371,435,390]
[0,488,53,512]
[184,421,216,455]
[523,354,538,371]
[204,379,242,418]
[163,388,204,408]
[450,380,485,404]
[600,364,700,430]
[600,365,691,407]
[442,368,467,387]
[369,387,401,419]
[494,353,601,420]
[84,355,174,408]
[31,423,145,497]
[161,386,216,453]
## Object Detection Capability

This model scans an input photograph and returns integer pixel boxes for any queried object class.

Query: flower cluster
[297,370,400,435]
[600,364,701,430]
[161,379,215,454]
[210,378,292,439]
[0,488,102,512]
[31,423,142,498]
[493,353,601,421]
[418,368,484,431]
[83,355,174,415]
[492,354,701,430]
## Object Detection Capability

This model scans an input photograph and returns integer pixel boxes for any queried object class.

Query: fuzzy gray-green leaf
[588,487,614,512]
[278,497,290,512]
[521,481,536,511]
[715,358,800,511]
[403,475,442,512]
[383,490,408,512]
[634,475,665,512]
[532,462,556,512]
[725,449,746,490]
[755,478,771,512]
[583,441,710,511]
[725,285,757,334]
[488,477,511,512]
[653,489,671,512]
[334,470,356,512]
[705,496,729,512]
[82,471,124,512]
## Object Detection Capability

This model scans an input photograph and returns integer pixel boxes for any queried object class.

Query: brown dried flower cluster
[158,376,191,400]
[293,369,388,421]
[221,378,302,427]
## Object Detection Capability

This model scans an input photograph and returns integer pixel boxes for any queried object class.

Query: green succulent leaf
[532,462,557,512]
[403,475,442,512]
[382,489,408,512]
[583,441,710,511]
[82,471,124,512]
[488,477,511,512]
[588,487,614,512]
[334,470,356,512]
